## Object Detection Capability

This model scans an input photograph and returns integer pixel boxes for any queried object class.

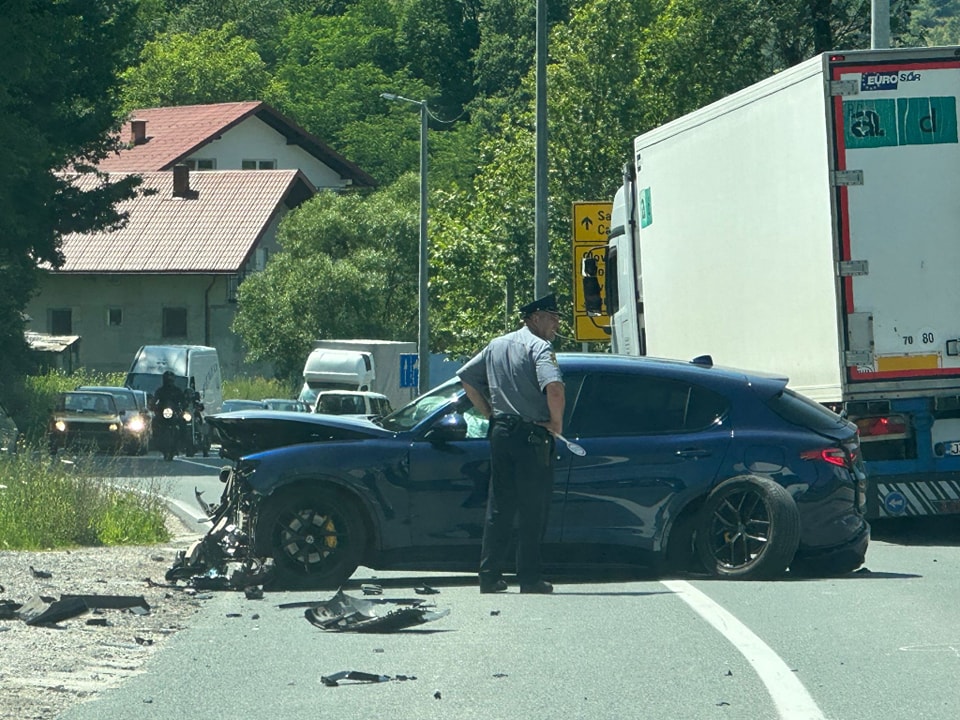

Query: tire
[694,475,800,580]
[255,487,366,589]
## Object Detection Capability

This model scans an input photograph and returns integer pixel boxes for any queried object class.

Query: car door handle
[675,448,711,459]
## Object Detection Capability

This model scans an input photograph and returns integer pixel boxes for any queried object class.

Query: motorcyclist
[152,371,186,459]
[153,371,185,412]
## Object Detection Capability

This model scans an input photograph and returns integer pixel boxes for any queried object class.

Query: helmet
[162,370,175,383]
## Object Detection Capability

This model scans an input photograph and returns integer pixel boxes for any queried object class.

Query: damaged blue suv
[186,353,869,588]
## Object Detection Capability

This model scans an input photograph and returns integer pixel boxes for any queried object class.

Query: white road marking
[661,580,826,720]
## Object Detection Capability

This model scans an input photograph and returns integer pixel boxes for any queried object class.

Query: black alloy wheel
[256,487,366,589]
[695,475,800,579]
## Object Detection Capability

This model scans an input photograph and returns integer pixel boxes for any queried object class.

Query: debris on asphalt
[321,670,417,687]
[305,589,449,633]
[29,566,52,579]
[8,593,152,627]
[361,583,383,595]
[414,585,440,595]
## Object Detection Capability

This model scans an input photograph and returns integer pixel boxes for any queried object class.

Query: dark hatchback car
[196,353,869,588]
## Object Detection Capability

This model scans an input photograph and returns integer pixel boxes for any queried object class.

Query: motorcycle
[153,398,185,462]
[181,393,210,458]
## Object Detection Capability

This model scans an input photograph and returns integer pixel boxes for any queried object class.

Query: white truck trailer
[298,339,418,411]
[594,46,960,519]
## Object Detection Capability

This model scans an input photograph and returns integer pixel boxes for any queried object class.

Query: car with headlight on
[48,391,127,455]
[187,353,869,589]
[75,385,152,454]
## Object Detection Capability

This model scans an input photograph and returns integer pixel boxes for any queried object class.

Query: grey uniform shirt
[457,326,563,423]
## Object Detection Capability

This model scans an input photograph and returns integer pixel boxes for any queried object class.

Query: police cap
[519,293,559,317]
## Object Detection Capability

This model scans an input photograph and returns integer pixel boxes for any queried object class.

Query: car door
[556,371,733,555]
[406,396,566,554]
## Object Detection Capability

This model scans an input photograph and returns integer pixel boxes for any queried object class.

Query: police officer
[458,293,565,594]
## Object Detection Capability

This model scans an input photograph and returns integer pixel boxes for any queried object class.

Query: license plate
[945,441,960,456]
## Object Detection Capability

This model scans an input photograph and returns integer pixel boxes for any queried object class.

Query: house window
[50,308,72,335]
[162,307,188,338]
[184,159,216,170]
[227,274,241,303]
[107,308,123,326]
[242,159,276,170]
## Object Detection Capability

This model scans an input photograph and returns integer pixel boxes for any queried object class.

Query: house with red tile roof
[25,102,375,378]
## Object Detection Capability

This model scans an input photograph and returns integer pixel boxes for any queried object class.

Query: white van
[125,345,223,414]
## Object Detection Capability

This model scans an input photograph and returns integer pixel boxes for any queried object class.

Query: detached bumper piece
[305,589,449,633]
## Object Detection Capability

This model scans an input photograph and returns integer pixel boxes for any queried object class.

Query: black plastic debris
[0,600,21,620]
[29,566,52,579]
[16,594,151,627]
[320,670,415,687]
[86,618,109,626]
[434,690,442,700]
[305,590,449,633]
[244,586,264,600]
[361,584,383,595]
[414,585,440,595]
[20,595,88,625]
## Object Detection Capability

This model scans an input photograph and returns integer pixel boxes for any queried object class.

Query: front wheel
[694,475,800,580]
[255,487,366,589]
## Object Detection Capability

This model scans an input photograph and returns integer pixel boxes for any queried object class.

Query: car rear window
[766,387,846,433]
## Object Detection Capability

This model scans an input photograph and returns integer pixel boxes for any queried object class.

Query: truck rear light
[854,415,908,438]
[800,447,849,467]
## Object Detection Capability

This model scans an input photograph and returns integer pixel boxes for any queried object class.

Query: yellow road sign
[573,202,613,242]
[572,202,612,343]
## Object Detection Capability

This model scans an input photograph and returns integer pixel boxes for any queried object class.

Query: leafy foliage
[120,24,271,110]
[232,175,421,379]
[0,0,143,405]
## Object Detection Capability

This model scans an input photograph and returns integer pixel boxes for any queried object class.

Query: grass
[223,374,297,401]
[0,447,171,550]
[0,368,293,551]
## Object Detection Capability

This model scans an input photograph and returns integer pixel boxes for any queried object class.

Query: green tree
[906,0,960,44]
[0,0,142,405]
[119,24,270,111]
[232,176,420,378]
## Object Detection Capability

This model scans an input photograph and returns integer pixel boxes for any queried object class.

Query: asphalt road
[67,458,960,720]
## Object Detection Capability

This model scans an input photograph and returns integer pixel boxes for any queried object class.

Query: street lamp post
[381,93,430,394]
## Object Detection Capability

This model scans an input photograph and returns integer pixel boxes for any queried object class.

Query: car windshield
[59,393,116,414]
[379,381,463,431]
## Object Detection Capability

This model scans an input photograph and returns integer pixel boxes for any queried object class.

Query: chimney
[172,164,196,199]
[130,119,147,145]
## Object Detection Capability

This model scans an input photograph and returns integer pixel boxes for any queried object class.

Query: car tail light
[854,415,908,438]
[800,447,849,467]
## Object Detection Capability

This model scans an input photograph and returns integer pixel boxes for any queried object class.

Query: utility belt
[491,413,550,438]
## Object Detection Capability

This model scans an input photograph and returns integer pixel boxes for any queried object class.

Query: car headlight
[108,423,119,432]
[162,408,174,419]
[55,420,67,432]
[126,417,145,433]
[182,411,193,423]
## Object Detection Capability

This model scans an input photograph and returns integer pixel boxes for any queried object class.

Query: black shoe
[479,579,508,594]
[520,580,553,594]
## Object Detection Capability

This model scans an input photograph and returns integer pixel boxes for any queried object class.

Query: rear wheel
[695,475,800,579]
[255,487,366,589]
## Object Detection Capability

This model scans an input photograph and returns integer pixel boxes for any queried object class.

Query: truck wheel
[694,475,800,579]
[255,487,366,590]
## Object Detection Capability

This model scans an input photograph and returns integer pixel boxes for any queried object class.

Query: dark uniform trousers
[479,414,555,586]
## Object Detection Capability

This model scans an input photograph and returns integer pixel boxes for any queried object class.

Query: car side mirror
[424,413,468,443]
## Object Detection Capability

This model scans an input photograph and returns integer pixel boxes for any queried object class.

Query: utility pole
[380,93,430,393]
[872,0,890,48]
[534,0,549,298]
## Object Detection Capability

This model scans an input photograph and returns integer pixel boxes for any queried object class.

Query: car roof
[316,390,389,399]
[76,385,135,395]
[554,352,788,392]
